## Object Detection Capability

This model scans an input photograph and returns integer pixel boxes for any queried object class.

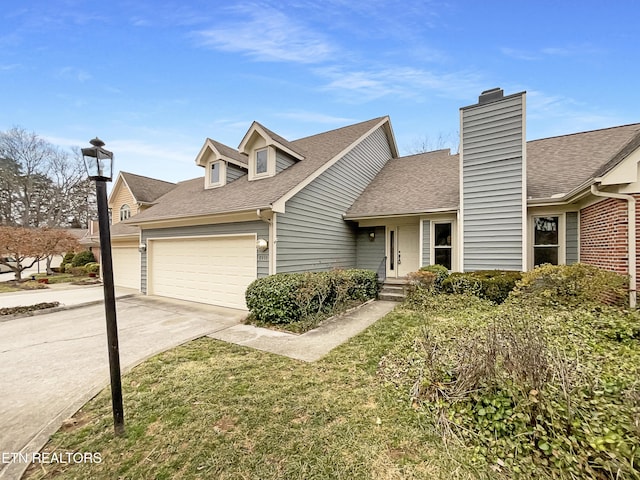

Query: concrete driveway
[0,295,245,480]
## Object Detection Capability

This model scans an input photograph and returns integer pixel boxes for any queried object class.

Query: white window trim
[119,204,131,221]
[529,213,566,269]
[249,146,276,180]
[206,160,226,189]
[430,220,455,271]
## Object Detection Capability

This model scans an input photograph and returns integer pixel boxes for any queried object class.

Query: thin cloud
[275,111,356,124]
[502,44,603,61]
[57,67,92,82]
[194,6,333,63]
[316,66,485,102]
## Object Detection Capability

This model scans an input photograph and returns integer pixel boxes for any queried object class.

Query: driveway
[0,295,245,480]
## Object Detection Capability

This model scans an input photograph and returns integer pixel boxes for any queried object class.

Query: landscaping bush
[60,251,76,271]
[406,270,437,294]
[442,270,522,304]
[71,250,96,267]
[85,262,100,274]
[510,263,629,307]
[380,297,640,479]
[419,264,449,291]
[245,269,378,328]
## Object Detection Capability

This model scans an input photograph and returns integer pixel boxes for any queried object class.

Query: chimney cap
[478,87,504,104]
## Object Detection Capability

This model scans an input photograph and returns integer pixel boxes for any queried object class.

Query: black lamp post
[81,137,124,436]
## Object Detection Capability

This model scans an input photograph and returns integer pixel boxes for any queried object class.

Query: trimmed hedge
[418,264,449,291]
[245,269,378,326]
[510,263,628,307]
[442,270,522,304]
[71,250,96,267]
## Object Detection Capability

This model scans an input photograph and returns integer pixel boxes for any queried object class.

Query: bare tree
[0,127,95,228]
[405,131,459,155]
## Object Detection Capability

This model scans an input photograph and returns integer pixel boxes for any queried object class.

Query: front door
[387,225,420,278]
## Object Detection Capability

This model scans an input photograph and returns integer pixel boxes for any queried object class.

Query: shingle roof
[346,150,459,217]
[209,139,248,165]
[347,123,640,217]
[120,172,176,204]
[526,123,640,199]
[128,117,388,223]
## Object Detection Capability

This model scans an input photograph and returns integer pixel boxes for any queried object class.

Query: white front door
[387,225,420,278]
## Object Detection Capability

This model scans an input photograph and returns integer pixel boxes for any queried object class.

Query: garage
[111,245,141,290]
[147,235,257,310]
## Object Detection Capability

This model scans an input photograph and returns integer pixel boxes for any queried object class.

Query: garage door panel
[112,246,140,290]
[148,236,256,310]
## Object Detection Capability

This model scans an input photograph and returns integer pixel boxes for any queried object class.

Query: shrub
[69,266,88,276]
[245,269,378,327]
[443,270,522,304]
[60,251,76,271]
[511,263,628,307]
[406,270,437,295]
[85,262,100,274]
[419,264,449,291]
[71,250,96,267]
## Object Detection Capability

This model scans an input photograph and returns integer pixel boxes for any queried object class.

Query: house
[117,88,640,309]
[102,172,175,289]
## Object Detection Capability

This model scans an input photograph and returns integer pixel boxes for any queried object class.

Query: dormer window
[256,148,268,175]
[206,160,226,189]
[249,146,276,180]
[120,204,131,221]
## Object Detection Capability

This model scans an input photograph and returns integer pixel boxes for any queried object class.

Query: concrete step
[378,291,406,302]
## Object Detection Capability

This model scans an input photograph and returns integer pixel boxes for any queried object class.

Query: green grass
[25,290,639,479]
[0,282,20,293]
[23,306,486,480]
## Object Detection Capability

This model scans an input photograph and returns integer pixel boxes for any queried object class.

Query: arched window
[120,204,131,221]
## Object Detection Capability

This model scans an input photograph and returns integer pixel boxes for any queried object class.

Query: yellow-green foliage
[511,263,628,307]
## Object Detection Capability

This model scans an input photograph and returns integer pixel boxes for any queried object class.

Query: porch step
[378,278,410,302]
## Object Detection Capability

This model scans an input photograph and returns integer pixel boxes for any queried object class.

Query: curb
[0,294,139,323]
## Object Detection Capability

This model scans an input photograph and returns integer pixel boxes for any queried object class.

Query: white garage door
[112,246,141,290]
[148,235,256,310]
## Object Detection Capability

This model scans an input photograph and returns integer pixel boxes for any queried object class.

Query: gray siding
[422,220,430,266]
[277,126,392,273]
[140,220,269,293]
[226,164,246,183]
[566,211,578,264]
[356,226,386,271]
[276,152,297,173]
[461,93,525,271]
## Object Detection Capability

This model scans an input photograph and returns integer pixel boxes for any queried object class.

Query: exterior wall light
[369,231,375,241]
[256,238,268,252]
[138,243,147,253]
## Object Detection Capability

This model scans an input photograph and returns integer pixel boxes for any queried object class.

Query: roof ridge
[121,171,175,185]
[529,122,640,143]
[291,116,387,143]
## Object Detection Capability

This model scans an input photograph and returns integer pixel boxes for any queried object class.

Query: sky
[1,0,639,185]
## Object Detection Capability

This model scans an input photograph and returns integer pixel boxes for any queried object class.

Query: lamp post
[81,137,124,436]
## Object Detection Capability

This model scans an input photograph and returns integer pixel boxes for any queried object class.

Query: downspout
[590,184,636,308]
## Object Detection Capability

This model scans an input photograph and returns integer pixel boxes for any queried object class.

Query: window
[119,204,131,221]
[256,148,268,175]
[533,216,559,265]
[206,160,225,188]
[434,223,452,270]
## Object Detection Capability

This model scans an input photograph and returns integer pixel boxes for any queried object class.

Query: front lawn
[23,271,640,479]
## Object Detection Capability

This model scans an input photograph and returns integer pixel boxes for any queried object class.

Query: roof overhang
[344,207,458,221]
[238,122,305,161]
[195,139,249,169]
[125,207,273,229]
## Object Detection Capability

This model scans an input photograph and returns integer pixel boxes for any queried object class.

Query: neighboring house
[119,88,640,309]
[89,172,175,289]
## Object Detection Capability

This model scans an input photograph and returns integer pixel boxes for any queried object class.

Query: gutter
[590,184,637,308]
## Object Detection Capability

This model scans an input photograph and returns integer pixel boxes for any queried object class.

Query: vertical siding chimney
[459,89,527,271]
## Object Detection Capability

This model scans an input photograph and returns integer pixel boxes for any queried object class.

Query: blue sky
[1,0,638,184]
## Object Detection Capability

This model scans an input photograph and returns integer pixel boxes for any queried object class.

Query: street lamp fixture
[81,137,124,436]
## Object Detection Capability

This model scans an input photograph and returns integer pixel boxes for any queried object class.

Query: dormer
[238,122,305,181]
[195,139,248,189]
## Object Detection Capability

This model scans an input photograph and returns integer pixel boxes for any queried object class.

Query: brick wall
[580,195,640,281]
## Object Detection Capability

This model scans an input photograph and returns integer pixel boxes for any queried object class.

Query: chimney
[478,87,504,104]
[459,89,527,271]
